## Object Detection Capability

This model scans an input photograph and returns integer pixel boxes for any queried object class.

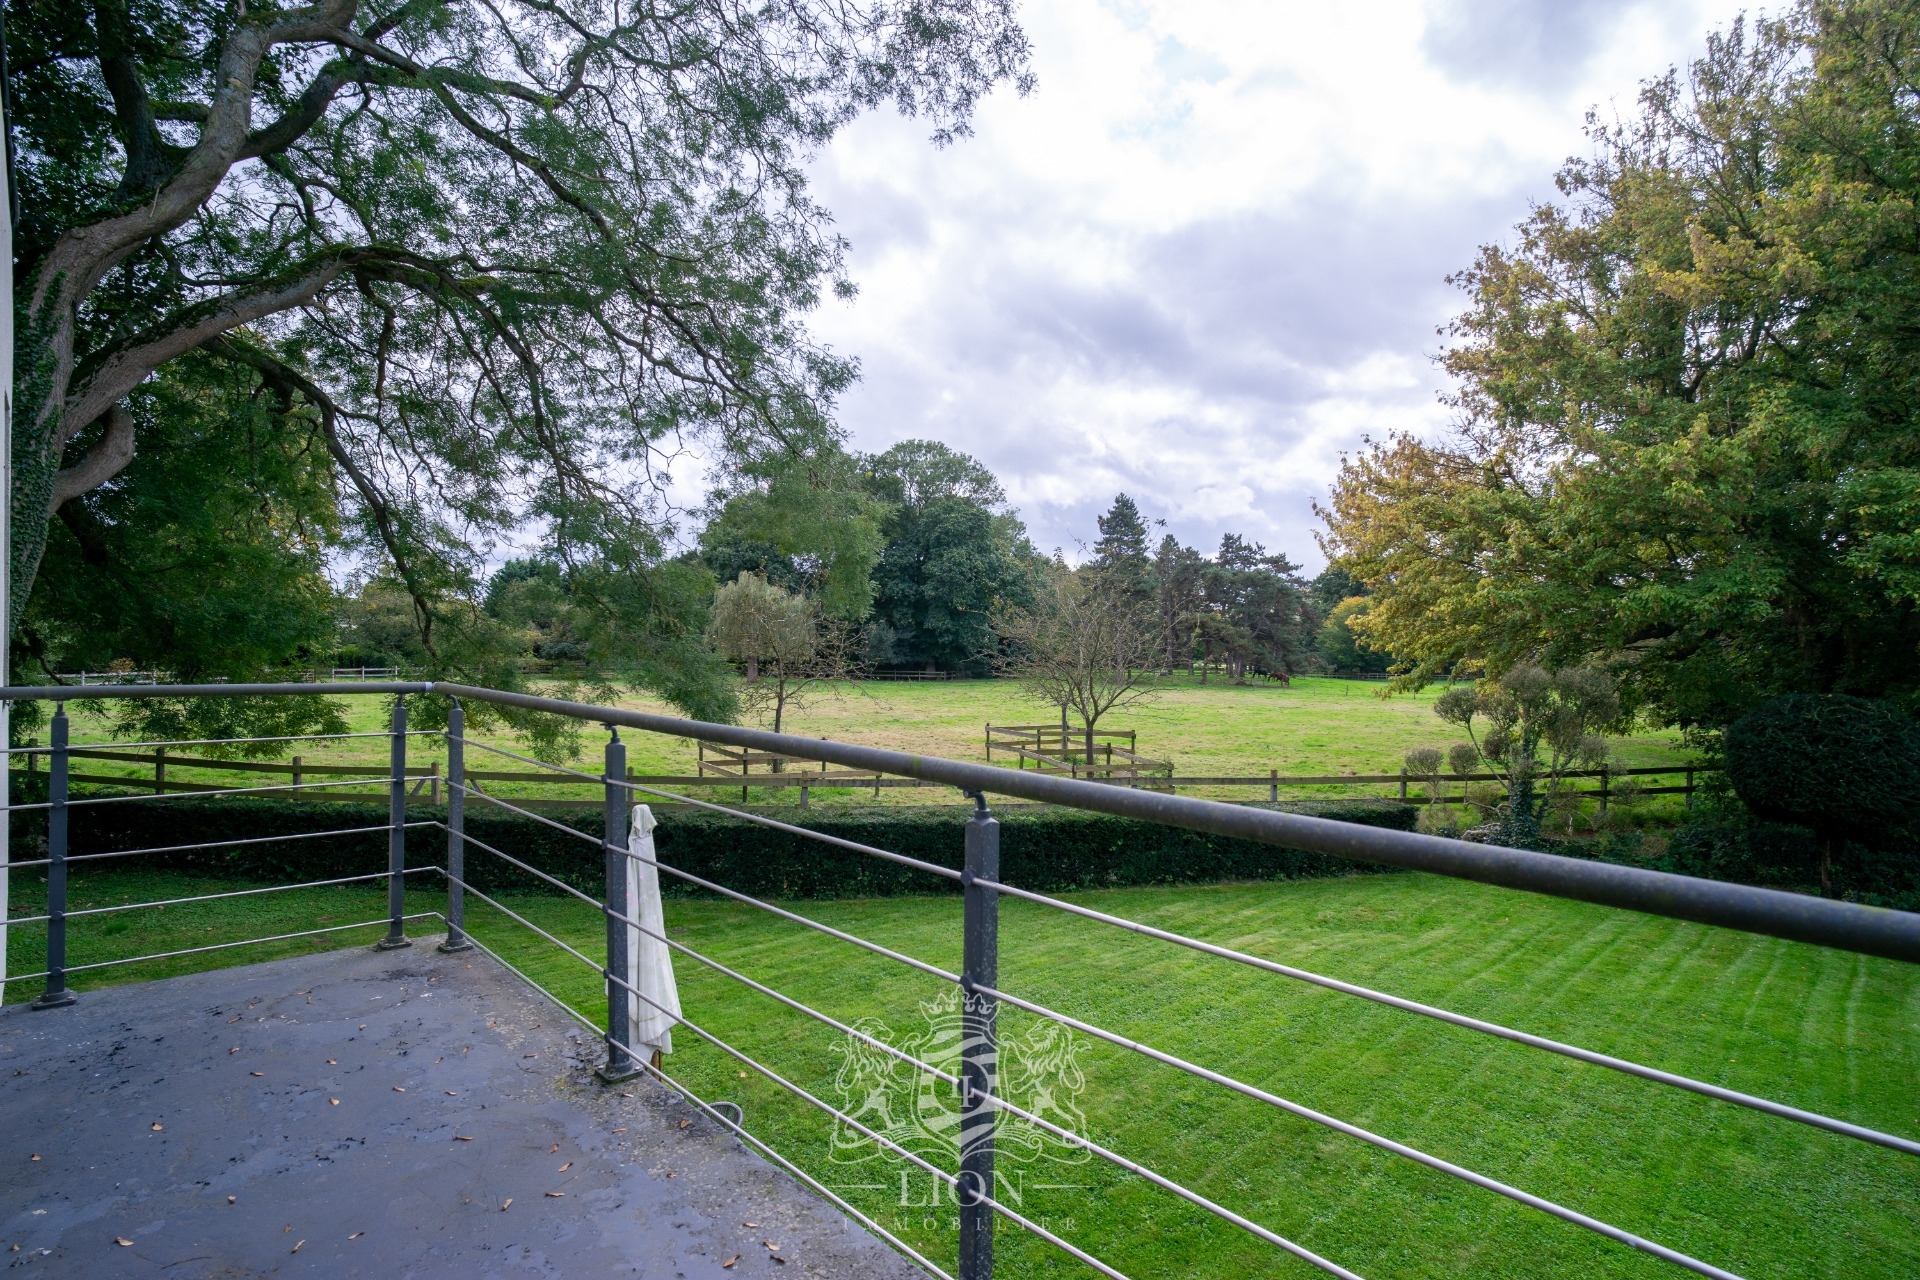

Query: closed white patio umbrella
[624,804,682,1067]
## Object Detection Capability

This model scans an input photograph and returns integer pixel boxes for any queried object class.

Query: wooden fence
[14,742,1709,812]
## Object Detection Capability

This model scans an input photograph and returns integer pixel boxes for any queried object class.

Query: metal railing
[2,680,1917,1280]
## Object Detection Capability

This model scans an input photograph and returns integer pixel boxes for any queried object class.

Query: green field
[31,675,1695,814]
[6,866,1914,1279]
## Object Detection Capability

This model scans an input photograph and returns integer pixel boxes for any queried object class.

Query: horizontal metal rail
[449,774,1920,1161]
[435,818,960,984]
[446,791,1754,1279]
[4,822,434,871]
[2,913,440,982]
[2,775,392,811]
[4,729,437,754]
[450,737,964,880]
[10,680,1902,965]
[6,868,438,925]
[426,683,1920,964]
[973,878,1920,1157]
[460,842,1368,1279]
[1,681,433,699]
[430,918,939,1277]
[973,981,1740,1280]
[645,1058,957,1280]
[588,828,1740,1277]
[446,874,1126,1280]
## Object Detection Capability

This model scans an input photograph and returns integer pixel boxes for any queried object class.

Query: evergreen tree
[1150,535,1206,671]
[1092,494,1153,602]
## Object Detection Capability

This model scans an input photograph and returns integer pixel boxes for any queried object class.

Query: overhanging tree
[1318,2,1920,726]
[13,0,1031,695]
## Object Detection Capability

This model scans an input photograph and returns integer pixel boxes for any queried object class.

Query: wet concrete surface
[0,938,923,1279]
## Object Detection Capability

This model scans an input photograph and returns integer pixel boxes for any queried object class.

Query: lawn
[5,865,1913,1280]
[30,675,1695,814]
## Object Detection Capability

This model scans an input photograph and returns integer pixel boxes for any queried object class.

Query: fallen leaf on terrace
[250,1072,264,1077]
[291,1240,304,1254]
[114,1238,132,1247]
[721,1256,739,1269]
[500,1199,512,1211]
[349,1232,364,1239]
[150,1123,163,1131]
[453,1135,474,1141]
[227,1197,236,1204]
[557,1162,572,1172]
[330,1099,340,1106]
[545,1192,565,1198]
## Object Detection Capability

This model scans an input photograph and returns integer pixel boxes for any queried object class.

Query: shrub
[1723,694,1920,894]
[7,788,1418,901]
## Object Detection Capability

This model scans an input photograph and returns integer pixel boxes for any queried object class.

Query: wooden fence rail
[13,745,1711,812]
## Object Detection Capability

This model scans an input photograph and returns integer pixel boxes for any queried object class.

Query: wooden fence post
[1398,767,1407,801]
[154,745,167,796]
[291,755,303,796]
[1269,769,1278,803]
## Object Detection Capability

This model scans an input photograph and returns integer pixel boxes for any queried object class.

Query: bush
[1724,694,1920,893]
[7,786,1418,901]
[1532,808,1920,912]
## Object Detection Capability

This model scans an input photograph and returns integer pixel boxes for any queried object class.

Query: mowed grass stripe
[6,867,1915,1278]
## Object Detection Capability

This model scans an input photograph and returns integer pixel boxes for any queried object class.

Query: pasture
[37,675,1694,812]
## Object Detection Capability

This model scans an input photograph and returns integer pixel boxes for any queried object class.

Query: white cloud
[795,0,1755,567]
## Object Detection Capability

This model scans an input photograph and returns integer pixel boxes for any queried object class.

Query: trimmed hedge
[6,785,1415,900]
[1539,818,1920,912]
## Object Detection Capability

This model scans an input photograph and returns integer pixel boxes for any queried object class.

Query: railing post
[439,701,472,953]
[599,728,639,1081]
[33,705,75,1009]
[959,793,999,1280]
[377,695,411,950]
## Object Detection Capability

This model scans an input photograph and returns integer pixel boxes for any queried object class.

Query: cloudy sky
[793,0,1754,569]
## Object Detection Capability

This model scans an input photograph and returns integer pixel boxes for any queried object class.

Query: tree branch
[51,404,137,511]
[61,250,365,440]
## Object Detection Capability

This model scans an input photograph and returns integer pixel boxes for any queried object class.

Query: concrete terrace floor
[0,939,923,1279]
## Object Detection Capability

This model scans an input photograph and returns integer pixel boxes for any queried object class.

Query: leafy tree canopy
[860,439,1007,510]
[697,448,888,620]
[858,440,1035,671]
[14,0,1030,712]
[1724,693,1920,891]
[1320,1,1920,727]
